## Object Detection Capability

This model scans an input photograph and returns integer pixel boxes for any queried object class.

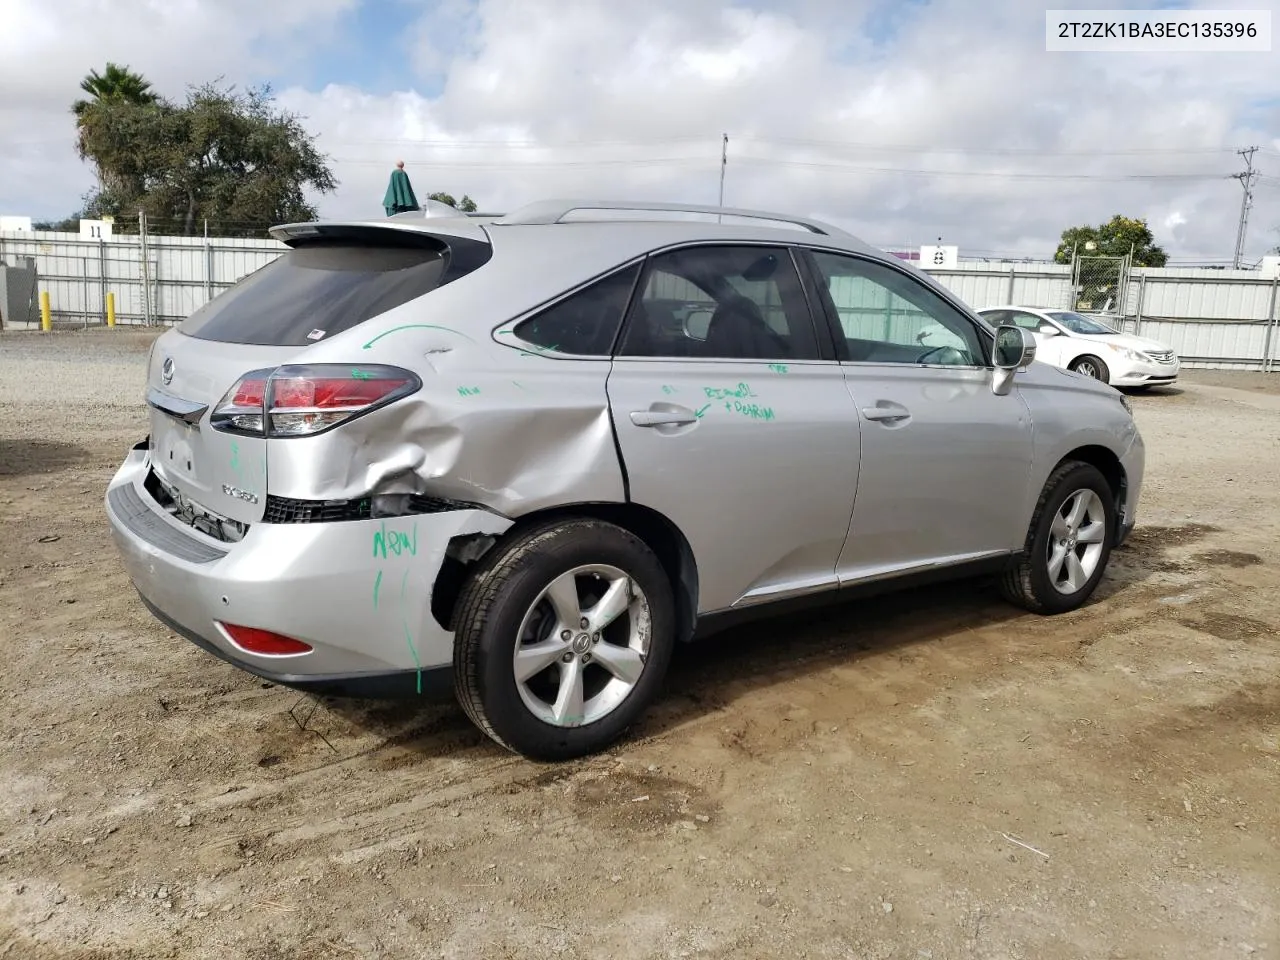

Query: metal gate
[1069,254,1131,317]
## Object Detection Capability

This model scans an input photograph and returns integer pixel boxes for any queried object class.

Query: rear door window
[616,245,820,360]
[180,241,462,346]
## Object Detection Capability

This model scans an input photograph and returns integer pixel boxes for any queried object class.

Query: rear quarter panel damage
[264,325,625,517]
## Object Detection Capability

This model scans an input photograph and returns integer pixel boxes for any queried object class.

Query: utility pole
[1232,146,1258,269]
[717,133,728,222]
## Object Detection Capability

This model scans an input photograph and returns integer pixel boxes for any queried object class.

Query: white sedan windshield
[1046,311,1119,335]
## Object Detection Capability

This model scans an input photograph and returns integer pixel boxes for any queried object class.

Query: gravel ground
[1,329,1278,960]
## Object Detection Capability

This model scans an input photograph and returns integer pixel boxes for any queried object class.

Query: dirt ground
[1,329,1277,960]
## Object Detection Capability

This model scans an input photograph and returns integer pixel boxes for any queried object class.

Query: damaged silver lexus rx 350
[105,199,1145,761]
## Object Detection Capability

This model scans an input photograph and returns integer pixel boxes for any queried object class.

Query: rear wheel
[1000,461,1116,614]
[452,519,676,761]
[1070,355,1110,383]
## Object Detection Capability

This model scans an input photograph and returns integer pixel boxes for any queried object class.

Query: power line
[734,135,1237,158]
[323,133,1238,158]
[321,135,714,148]
[1231,145,1258,269]
[329,152,1231,182]
[328,156,712,169]
[728,157,1229,182]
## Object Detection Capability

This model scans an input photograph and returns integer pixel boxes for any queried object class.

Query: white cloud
[3,0,1278,262]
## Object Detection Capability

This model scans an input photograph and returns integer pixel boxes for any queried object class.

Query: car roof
[266,199,978,327]
[271,198,889,261]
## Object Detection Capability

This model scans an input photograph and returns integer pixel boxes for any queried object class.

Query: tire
[1070,354,1110,383]
[452,518,676,761]
[1000,460,1116,615]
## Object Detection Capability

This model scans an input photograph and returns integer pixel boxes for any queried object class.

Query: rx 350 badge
[222,484,259,505]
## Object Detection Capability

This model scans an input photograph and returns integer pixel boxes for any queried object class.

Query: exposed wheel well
[1059,444,1125,505]
[431,503,699,644]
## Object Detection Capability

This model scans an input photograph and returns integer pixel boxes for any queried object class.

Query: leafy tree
[428,191,478,212]
[32,214,84,232]
[1053,215,1168,267]
[72,63,160,199]
[74,79,337,237]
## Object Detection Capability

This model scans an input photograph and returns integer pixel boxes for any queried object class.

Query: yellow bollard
[106,292,116,327]
[40,291,51,332]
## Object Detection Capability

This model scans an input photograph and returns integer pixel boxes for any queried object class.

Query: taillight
[210,367,274,436]
[210,364,420,438]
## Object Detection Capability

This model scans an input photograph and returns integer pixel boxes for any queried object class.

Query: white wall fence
[0,229,284,329]
[2,229,1277,372]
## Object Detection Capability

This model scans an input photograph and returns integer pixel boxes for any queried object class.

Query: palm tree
[72,63,158,118]
[72,63,160,208]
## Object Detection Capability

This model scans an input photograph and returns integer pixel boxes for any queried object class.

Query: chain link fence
[1070,255,1131,315]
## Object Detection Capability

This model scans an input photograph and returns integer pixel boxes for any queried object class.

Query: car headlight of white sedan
[1110,345,1147,363]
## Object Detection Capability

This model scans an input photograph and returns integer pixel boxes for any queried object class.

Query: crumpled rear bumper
[105,441,512,697]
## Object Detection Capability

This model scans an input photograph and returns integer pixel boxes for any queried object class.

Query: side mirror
[1038,323,1060,337]
[683,308,712,341]
[992,325,1036,396]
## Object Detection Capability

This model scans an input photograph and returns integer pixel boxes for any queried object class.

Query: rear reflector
[221,623,313,656]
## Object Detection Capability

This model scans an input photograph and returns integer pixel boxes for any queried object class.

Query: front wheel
[452,519,676,761]
[1000,461,1116,614]
[1070,354,1110,383]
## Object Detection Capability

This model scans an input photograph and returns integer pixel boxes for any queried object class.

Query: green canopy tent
[383,161,420,216]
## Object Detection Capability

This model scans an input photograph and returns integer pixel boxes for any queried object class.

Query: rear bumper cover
[105,443,512,697]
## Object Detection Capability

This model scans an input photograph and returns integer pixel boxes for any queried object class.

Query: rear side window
[513,263,640,356]
[181,241,461,346]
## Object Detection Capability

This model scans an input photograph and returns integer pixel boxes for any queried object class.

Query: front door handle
[630,407,698,427]
[861,402,911,423]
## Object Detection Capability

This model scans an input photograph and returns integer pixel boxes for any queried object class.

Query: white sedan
[974,305,1180,390]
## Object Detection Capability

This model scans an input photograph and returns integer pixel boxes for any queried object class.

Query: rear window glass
[180,243,450,346]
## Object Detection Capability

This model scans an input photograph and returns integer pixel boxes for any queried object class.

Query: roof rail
[491,199,849,237]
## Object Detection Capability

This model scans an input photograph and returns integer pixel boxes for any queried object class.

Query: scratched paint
[372,569,383,608]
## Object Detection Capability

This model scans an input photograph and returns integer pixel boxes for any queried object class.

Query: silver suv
[105,200,1144,760]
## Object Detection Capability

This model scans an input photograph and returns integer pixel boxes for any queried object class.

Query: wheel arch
[431,502,699,644]
[1055,443,1126,509]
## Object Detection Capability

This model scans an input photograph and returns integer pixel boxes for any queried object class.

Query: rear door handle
[861,402,910,422]
[630,408,697,427]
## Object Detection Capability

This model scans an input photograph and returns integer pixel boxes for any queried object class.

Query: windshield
[1046,311,1119,335]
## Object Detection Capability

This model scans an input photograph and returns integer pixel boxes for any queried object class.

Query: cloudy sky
[1,0,1277,262]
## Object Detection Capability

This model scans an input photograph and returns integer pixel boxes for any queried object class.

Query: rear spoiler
[269,219,492,244]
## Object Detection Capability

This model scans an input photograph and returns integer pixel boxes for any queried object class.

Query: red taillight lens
[210,365,419,438]
[231,378,267,407]
[209,367,277,436]
[221,623,313,656]
[271,377,411,409]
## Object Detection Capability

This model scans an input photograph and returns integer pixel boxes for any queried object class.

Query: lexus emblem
[161,357,175,385]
